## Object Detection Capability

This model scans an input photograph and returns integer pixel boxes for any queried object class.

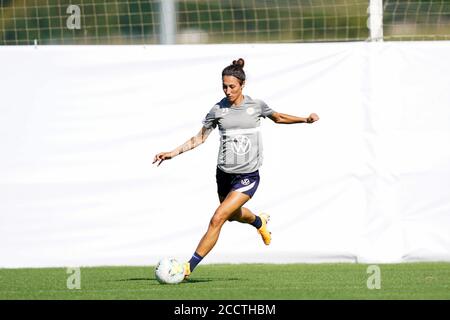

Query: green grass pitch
[0,263,449,300]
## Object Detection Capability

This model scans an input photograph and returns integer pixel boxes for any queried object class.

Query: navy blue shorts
[216,167,260,199]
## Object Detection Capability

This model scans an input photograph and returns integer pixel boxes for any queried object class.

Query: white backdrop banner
[1,42,449,267]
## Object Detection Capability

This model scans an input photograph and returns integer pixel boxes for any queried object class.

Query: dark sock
[189,252,203,272]
[251,215,262,229]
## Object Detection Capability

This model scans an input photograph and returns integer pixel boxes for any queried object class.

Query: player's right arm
[153,126,213,167]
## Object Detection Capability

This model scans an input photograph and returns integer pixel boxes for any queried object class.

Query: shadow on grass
[107,277,242,284]
[185,277,241,283]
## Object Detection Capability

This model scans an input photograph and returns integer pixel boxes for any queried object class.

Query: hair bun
[232,58,245,68]
[223,58,246,83]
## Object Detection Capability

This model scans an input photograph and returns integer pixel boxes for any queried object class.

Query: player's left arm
[268,112,319,124]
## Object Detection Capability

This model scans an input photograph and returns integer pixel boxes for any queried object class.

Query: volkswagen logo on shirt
[231,135,251,155]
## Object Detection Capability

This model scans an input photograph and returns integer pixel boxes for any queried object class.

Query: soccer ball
[155,257,185,284]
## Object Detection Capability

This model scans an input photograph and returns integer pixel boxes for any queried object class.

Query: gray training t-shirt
[202,95,276,174]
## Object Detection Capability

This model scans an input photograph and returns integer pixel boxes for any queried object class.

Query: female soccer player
[153,58,319,278]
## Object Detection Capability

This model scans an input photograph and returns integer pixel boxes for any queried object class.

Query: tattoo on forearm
[174,127,212,157]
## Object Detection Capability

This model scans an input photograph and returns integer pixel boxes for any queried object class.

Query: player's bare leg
[228,206,257,223]
[225,198,271,246]
[183,191,272,278]
[183,191,250,278]
[196,191,250,257]
[219,196,258,224]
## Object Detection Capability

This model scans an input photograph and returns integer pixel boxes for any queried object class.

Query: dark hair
[222,58,246,84]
